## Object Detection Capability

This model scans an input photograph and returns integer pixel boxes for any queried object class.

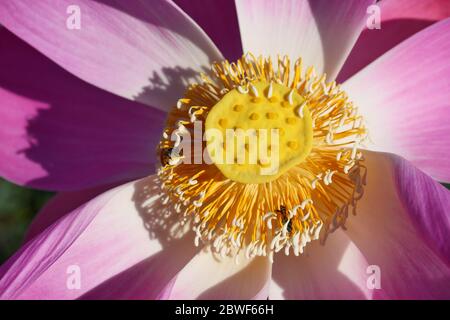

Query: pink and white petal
[0,0,222,111]
[337,0,450,82]
[0,29,165,191]
[79,247,270,300]
[166,250,271,299]
[0,176,198,300]
[235,0,375,80]
[78,235,200,300]
[345,151,450,299]
[174,0,242,61]
[24,183,117,243]
[271,229,375,300]
[342,19,450,182]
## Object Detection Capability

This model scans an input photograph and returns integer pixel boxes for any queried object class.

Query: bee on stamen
[160,147,173,166]
[160,147,182,166]
[276,205,293,233]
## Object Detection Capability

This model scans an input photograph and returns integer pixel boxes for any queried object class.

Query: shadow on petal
[133,66,204,117]
[271,230,372,299]
[77,174,273,300]
[88,0,222,109]
[79,233,199,300]
[196,256,271,300]
[76,174,201,299]
[307,0,373,79]
[0,175,197,299]
[0,28,167,191]
[0,27,213,192]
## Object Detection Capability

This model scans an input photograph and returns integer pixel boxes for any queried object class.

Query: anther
[237,85,249,94]
[250,84,259,97]
[297,101,307,118]
[287,89,294,105]
[177,99,188,110]
[325,130,334,144]
[267,81,273,99]
[300,199,313,210]
[301,211,311,223]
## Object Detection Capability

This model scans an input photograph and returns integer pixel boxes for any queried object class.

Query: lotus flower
[0,0,449,300]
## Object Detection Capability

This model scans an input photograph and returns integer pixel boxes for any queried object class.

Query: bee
[160,147,174,166]
[275,205,292,233]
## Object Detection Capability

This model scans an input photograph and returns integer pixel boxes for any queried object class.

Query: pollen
[157,53,367,261]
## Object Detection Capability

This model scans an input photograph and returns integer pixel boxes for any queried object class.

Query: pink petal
[343,19,450,182]
[345,151,450,299]
[394,154,450,266]
[78,244,271,300]
[0,29,165,191]
[78,238,199,299]
[235,0,374,79]
[24,183,116,242]
[174,0,242,61]
[81,248,270,300]
[167,251,271,299]
[0,0,222,111]
[271,229,374,299]
[338,0,450,82]
[0,176,198,299]
[80,247,271,300]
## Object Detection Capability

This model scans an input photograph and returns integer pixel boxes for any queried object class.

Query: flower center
[205,80,313,184]
[157,53,367,261]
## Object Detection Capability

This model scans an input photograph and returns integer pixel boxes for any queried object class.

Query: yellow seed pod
[205,81,313,183]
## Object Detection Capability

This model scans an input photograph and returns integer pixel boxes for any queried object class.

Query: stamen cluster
[157,53,367,261]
